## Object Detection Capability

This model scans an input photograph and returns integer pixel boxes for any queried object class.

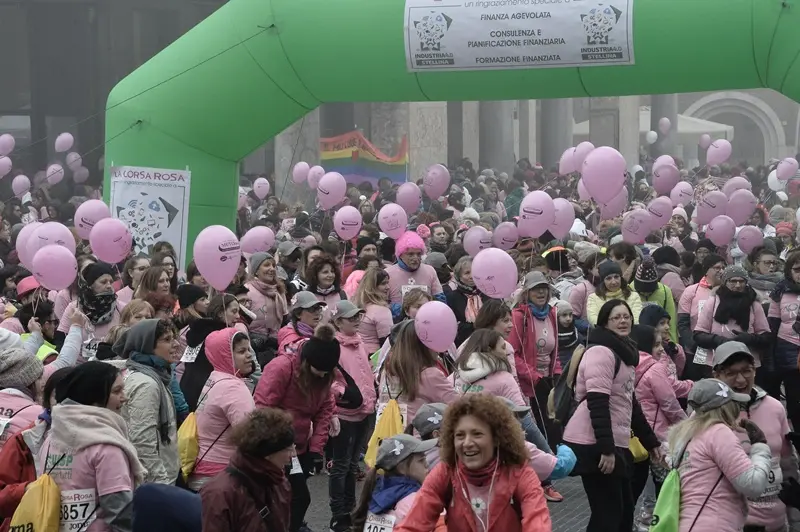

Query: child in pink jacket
[328,301,377,532]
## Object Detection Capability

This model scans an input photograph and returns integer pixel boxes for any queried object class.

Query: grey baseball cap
[277,241,299,256]
[712,341,755,368]
[375,434,438,470]
[424,252,448,269]
[500,397,531,417]
[290,291,325,311]
[332,300,363,321]
[412,403,447,437]
[688,379,751,413]
[522,271,550,291]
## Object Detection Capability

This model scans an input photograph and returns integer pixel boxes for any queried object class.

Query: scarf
[528,302,551,321]
[558,325,578,349]
[457,456,498,487]
[457,279,482,323]
[368,475,422,514]
[771,278,800,302]
[51,401,146,485]
[714,285,757,332]
[78,284,117,325]
[250,280,289,319]
[587,326,640,367]
[295,321,314,338]
[397,258,418,272]
[430,241,449,254]
[126,353,174,444]
[699,276,712,289]
[749,272,783,294]
[314,284,337,296]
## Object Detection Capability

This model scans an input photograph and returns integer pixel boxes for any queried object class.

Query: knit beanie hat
[395,231,425,258]
[721,265,749,284]
[776,222,794,237]
[672,207,688,223]
[555,300,573,315]
[598,261,623,281]
[651,246,680,267]
[0,330,23,352]
[695,239,717,253]
[0,348,43,389]
[83,262,116,287]
[634,258,659,294]
[301,324,341,373]
[357,237,377,255]
[248,252,272,275]
[177,284,208,310]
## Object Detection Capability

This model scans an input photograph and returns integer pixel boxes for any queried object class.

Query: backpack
[177,378,234,481]
[364,386,404,468]
[547,344,621,426]
[650,457,723,532]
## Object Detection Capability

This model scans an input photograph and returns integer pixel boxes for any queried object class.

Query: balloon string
[277,115,308,208]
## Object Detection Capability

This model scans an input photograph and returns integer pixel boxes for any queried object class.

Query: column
[409,102,448,182]
[588,96,640,169]
[539,98,573,169]
[274,108,320,203]
[650,93,678,158]
[462,102,480,166]
[479,100,515,176]
[447,101,464,166]
[518,100,537,164]
[618,96,640,168]
[370,102,409,158]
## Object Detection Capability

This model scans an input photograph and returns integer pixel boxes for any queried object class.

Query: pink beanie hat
[395,231,426,257]
[416,224,431,239]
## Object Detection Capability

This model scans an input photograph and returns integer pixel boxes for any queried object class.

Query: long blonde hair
[354,268,389,308]
[668,401,741,462]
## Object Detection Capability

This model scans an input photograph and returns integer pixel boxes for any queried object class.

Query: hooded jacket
[450,352,526,407]
[508,304,561,397]
[634,352,687,442]
[333,331,376,422]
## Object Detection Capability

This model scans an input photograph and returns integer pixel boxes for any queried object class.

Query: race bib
[0,416,10,438]
[60,489,97,532]
[364,512,395,532]
[81,340,99,361]
[693,347,709,365]
[752,457,783,507]
[375,401,408,426]
[181,343,202,363]
[290,451,303,476]
[400,284,428,297]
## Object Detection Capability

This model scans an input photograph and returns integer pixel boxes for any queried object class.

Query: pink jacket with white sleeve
[333,331,377,422]
[634,352,687,442]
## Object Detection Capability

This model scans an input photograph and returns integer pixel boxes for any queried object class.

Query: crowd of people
[0,153,798,532]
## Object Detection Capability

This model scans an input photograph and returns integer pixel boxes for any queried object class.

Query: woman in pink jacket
[451,329,525,406]
[187,328,256,491]
[354,268,393,355]
[245,252,288,338]
[711,341,799,532]
[254,323,339,532]
[276,291,324,358]
[305,254,347,324]
[328,301,377,532]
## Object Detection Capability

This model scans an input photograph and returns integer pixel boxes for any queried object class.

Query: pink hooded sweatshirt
[333,331,377,422]
[449,352,527,407]
[634,352,687,442]
[276,323,310,358]
[193,328,256,476]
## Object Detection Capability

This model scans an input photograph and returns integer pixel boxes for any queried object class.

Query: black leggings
[288,453,313,532]
[530,376,562,448]
[581,473,635,532]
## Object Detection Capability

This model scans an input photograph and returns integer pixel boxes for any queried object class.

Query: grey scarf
[126,356,173,444]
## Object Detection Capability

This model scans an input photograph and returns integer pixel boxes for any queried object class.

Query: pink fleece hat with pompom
[416,224,431,239]
[395,231,426,258]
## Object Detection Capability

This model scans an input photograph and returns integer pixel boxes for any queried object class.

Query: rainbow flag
[320,131,408,186]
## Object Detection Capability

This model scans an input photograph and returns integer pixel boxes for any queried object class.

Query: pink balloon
[334,206,363,240]
[414,301,457,352]
[647,196,673,229]
[46,164,64,186]
[670,181,694,207]
[377,203,408,239]
[12,175,29,197]
[581,146,626,203]
[253,177,271,199]
[317,172,346,210]
[652,163,680,195]
[574,141,595,170]
[66,152,82,171]
[32,245,77,291]
[0,134,14,156]
[777,158,799,181]
[654,155,675,168]
[292,162,310,184]
[89,218,132,264]
[518,191,555,238]
[559,148,576,175]
[696,190,728,225]
[16,222,42,269]
[0,156,10,178]
[600,186,628,220]
[699,134,712,150]
[577,179,591,201]
[192,225,241,291]
[28,222,76,261]
[54,133,74,153]
[73,167,89,183]
[726,189,758,226]
[423,164,451,200]
[737,226,764,254]
[308,166,325,189]
[240,226,276,254]
[463,226,493,257]
[74,200,111,240]
[706,215,736,247]
[492,222,518,250]
[396,182,422,214]
[301,235,317,248]
[658,117,671,134]
[621,209,652,244]
[472,248,519,299]
[707,139,732,166]
[550,198,576,239]
[722,176,752,198]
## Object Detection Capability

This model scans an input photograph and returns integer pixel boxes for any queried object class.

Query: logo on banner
[580,5,622,45]
[414,11,452,51]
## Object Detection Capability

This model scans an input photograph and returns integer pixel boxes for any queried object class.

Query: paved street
[305,474,591,531]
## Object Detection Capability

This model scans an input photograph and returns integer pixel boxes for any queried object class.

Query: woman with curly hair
[306,253,347,323]
[395,394,551,531]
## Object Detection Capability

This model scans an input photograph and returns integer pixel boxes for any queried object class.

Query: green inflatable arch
[104,0,800,251]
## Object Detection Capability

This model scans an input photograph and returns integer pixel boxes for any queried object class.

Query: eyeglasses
[758,260,778,267]
[709,265,725,272]
[609,314,632,323]
[792,266,800,273]
[720,367,755,380]
[726,279,747,286]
